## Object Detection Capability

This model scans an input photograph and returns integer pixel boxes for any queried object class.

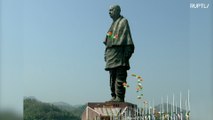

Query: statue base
[81,101,137,120]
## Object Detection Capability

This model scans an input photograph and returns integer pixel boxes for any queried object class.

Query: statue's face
[109,6,120,19]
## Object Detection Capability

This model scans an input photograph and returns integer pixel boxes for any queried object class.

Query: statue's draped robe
[104,16,134,70]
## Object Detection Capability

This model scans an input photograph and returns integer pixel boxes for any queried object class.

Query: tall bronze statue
[104,5,135,102]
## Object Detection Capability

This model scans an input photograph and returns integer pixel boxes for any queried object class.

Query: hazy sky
[1,0,212,119]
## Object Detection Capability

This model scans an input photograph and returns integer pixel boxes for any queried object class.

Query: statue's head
[109,5,121,20]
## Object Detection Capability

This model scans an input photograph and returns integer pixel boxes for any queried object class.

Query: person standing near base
[103,5,135,102]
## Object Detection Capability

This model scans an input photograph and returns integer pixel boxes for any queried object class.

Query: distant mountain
[52,102,75,111]
[52,101,86,117]
[52,102,72,107]
[24,97,81,120]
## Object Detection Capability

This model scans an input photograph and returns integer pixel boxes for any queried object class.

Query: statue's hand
[124,46,134,60]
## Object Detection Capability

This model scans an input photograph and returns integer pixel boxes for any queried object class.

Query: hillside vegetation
[24,97,85,120]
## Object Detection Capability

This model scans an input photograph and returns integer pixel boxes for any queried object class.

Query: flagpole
[137,105,139,120]
[162,96,165,120]
[185,99,187,120]
[153,98,155,120]
[171,98,172,120]
[145,105,146,120]
[180,92,182,120]
[188,89,190,111]
[173,94,175,120]
[188,89,190,120]
[135,104,137,120]
[146,103,147,120]
[149,103,151,120]
[167,95,168,113]
[173,94,174,113]
[176,102,177,120]
[161,97,162,120]
[144,102,145,120]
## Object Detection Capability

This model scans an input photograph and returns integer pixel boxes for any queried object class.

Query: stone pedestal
[81,101,137,120]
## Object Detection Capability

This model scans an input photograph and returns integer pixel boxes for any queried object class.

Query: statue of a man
[104,5,135,102]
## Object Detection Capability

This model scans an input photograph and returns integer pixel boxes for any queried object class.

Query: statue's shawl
[104,16,134,47]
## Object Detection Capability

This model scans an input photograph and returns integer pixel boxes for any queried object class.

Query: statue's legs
[115,67,127,102]
[109,69,116,100]
[109,67,127,102]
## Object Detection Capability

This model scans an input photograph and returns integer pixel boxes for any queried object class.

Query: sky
[0,0,212,119]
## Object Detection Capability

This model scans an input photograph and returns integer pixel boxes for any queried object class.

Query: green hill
[24,97,82,120]
[52,102,86,118]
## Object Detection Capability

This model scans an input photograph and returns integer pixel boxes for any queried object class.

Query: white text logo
[190,3,209,9]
